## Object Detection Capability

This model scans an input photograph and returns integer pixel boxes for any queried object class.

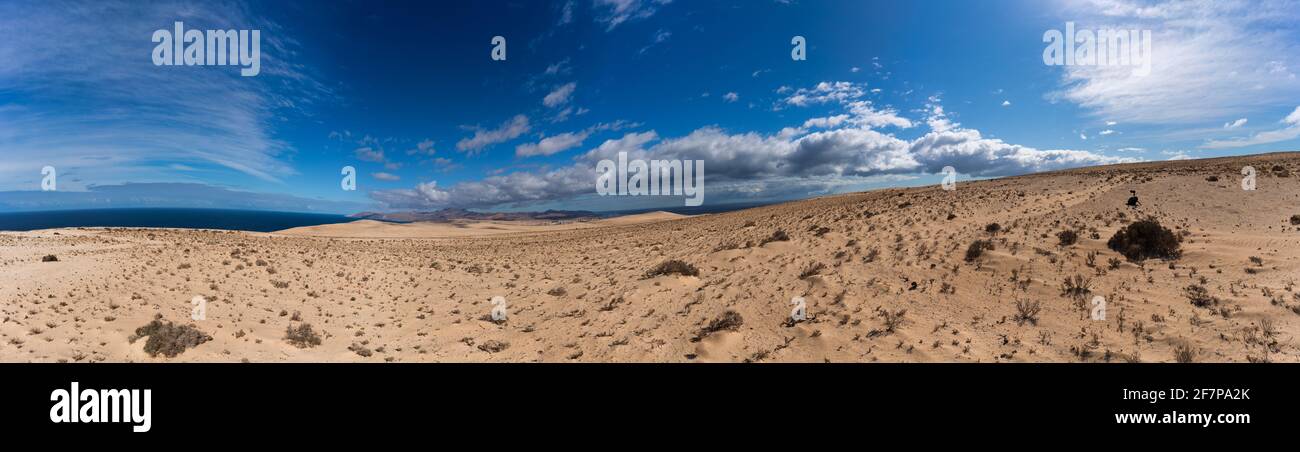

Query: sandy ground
[3,153,1300,363]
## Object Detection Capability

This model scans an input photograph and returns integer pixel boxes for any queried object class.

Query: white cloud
[355,147,386,162]
[456,114,532,153]
[1049,0,1300,125]
[516,131,590,157]
[375,95,1130,209]
[0,0,329,188]
[1203,105,1300,148]
[543,82,577,108]
[782,81,867,107]
[407,139,436,156]
[594,0,672,31]
[1223,118,1248,128]
[371,172,401,181]
[1001,100,1012,107]
[723,92,739,103]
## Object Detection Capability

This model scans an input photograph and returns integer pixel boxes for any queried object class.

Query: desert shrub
[799,262,827,279]
[546,286,567,297]
[285,323,323,348]
[348,343,373,357]
[1184,284,1218,308]
[1014,300,1042,326]
[644,260,699,278]
[130,319,212,357]
[694,310,744,341]
[41,255,58,262]
[1205,175,1219,182]
[1061,274,1093,300]
[1106,219,1182,261]
[1173,343,1198,363]
[985,223,1002,234]
[1291,214,1300,226]
[1057,229,1079,247]
[964,239,995,262]
[477,340,510,353]
[760,229,790,245]
[876,307,908,332]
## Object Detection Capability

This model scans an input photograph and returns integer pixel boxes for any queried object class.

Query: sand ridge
[2,153,1300,363]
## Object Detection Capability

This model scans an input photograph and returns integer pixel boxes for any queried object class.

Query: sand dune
[3,154,1300,363]
[275,211,686,239]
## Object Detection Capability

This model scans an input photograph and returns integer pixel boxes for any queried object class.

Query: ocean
[0,208,356,232]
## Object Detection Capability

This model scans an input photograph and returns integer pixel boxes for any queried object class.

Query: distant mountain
[349,208,604,223]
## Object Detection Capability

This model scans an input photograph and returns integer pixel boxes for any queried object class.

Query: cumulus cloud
[782,81,867,107]
[456,114,531,153]
[371,172,400,181]
[723,92,739,103]
[372,93,1131,210]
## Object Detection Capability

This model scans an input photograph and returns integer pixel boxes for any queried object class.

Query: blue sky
[2,0,1299,213]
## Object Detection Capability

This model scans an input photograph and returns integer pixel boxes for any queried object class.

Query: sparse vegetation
[1107,219,1182,261]
[1184,284,1219,308]
[964,239,994,262]
[799,262,827,279]
[1173,343,1198,363]
[41,254,58,262]
[693,310,744,341]
[130,318,212,358]
[1057,229,1079,247]
[876,307,908,333]
[1061,274,1093,300]
[644,259,699,278]
[1013,300,1042,326]
[759,229,790,245]
[985,223,1001,234]
[284,323,323,348]
[477,340,510,353]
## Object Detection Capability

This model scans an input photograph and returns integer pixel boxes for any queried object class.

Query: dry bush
[285,323,323,348]
[964,239,995,262]
[1057,229,1079,247]
[1014,300,1042,326]
[644,260,699,278]
[1173,343,1198,363]
[1061,274,1093,300]
[1107,219,1182,261]
[130,319,212,357]
[1184,284,1219,308]
[760,229,791,245]
[693,310,744,341]
[799,262,827,279]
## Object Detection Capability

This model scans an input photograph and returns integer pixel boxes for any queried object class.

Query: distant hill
[348,208,603,223]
